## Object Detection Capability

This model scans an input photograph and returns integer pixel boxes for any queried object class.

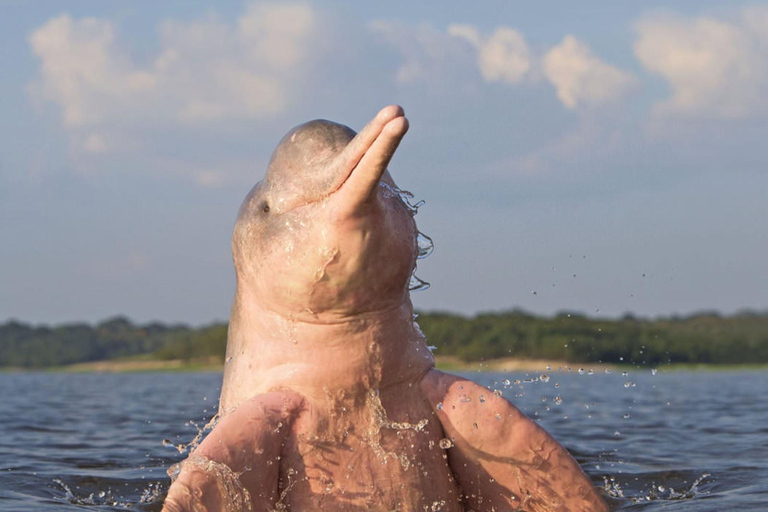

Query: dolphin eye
[262,203,271,214]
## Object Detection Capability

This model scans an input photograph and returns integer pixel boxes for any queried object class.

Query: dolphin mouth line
[274,154,380,215]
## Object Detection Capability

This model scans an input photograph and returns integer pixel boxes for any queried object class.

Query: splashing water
[603,473,712,503]
[166,453,253,512]
[379,183,425,216]
[53,478,167,509]
[362,388,430,470]
[379,182,433,292]
[162,413,221,454]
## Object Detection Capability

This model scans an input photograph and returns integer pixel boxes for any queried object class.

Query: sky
[1,0,767,326]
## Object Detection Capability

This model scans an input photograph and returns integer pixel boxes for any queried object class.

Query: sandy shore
[433,356,615,373]
[12,351,766,374]
[38,356,613,374]
[3,357,762,373]
[57,356,223,373]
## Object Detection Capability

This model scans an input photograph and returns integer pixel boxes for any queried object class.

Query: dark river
[0,369,766,511]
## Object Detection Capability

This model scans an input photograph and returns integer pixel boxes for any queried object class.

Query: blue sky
[1,1,767,325]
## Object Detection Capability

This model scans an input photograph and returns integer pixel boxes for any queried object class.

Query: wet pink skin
[162,106,609,512]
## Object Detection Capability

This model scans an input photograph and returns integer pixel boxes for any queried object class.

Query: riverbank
[3,356,613,374]
[2,356,765,374]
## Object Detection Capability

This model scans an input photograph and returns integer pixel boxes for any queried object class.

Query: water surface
[0,369,765,510]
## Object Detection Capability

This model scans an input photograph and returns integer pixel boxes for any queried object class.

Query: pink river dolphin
[162,106,608,512]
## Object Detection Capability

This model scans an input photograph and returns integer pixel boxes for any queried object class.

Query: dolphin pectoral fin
[163,391,305,512]
[420,369,609,512]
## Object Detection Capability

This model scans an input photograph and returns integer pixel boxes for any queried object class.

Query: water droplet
[578,368,585,375]
[226,356,233,363]
[651,368,658,376]
[614,431,621,437]
[409,274,430,292]
[439,438,454,449]
[554,396,563,405]
[493,389,502,397]
[623,413,630,419]
[539,373,550,383]
[416,231,434,259]
[478,394,486,403]
[459,397,472,403]
[436,402,443,410]
[501,379,511,386]
[429,500,447,512]
[624,381,633,388]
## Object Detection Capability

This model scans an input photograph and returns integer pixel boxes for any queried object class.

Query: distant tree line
[415,309,768,365]
[0,316,224,368]
[1,310,767,368]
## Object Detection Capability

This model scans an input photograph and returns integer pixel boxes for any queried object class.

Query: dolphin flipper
[420,369,608,512]
[163,391,304,512]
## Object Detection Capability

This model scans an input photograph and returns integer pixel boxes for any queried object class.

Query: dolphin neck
[219,298,435,412]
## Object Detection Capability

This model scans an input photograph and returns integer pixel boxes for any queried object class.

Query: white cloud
[29,2,317,156]
[543,35,636,109]
[634,8,768,118]
[448,24,531,84]
[83,133,108,154]
[499,116,629,177]
[28,15,154,127]
[368,21,475,85]
[372,22,634,111]
[238,3,314,70]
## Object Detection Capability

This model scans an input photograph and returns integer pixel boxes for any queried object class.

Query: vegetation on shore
[1,310,767,370]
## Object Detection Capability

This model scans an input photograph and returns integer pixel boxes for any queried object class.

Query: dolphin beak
[333,105,409,214]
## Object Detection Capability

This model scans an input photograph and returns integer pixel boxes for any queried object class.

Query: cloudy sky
[2,1,767,325]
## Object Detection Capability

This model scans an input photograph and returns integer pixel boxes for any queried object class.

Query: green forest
[1,310,767,369]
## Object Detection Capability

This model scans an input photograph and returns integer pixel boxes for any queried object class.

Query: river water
[0,368,765,511]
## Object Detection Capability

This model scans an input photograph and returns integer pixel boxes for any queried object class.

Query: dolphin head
[231,106,416,321]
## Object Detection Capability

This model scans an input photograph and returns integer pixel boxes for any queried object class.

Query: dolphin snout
[333,105,409,216]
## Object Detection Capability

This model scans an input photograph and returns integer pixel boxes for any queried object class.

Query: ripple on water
[1,371,767,511]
